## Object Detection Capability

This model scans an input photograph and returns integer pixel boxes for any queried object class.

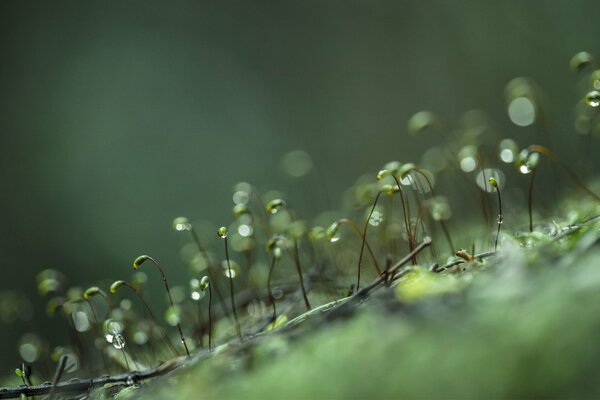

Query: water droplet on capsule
[266,199,287,214]
[217,226,228,238]
[585,90,600,108]
[325,222,342,243]
[112,333,126,349]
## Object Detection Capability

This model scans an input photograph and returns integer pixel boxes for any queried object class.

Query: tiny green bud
[133,255,151,269]
[217,226,228,238]
[376,169,391,181]
[83,286,100,300]
[110,280,126,294]
[266,199,287,214]
[199,276,210,291]
[489,177,498,188]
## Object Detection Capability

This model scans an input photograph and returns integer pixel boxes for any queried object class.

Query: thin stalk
[528,169,537,232]
[134,256,190,357]
[188,226,233,323]
[207,283,213,352]
[490,178,503,252]
[266,255,278,326]
[390,175,416,262]
[110,281,179,357]
[223,236,243,341]
[409,167,455,252]
[357,192,383,290]
[293,238,312,310]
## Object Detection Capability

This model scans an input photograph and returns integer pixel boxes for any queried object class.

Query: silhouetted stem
[357,192,383,290]
[390,175,415,262]
[409,167,455,252]
[207,283,212,352]
[493,185,503,252]
[293,238,312,310]
[187,226,232,323]
[528,169,537,233]
[223,237,243,341]
[145,257,190,357]
[114,283,179,356]
[266,255,278,325]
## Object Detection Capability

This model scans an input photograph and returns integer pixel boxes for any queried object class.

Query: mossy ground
[89,198,600,400]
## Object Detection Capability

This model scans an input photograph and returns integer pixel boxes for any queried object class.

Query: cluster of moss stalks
[1,51,600,399]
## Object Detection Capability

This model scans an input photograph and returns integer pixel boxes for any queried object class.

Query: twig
[433,250,497,273]
[0,357,186,399]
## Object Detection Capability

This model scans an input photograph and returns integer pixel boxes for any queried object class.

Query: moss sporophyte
[2,50,600,400]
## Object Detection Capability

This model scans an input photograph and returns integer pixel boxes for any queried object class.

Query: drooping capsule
[325,221,341,243]
[266,199,287,214]
[570,51,594,72]
[133,255,151,269]
[585,90,600,108]
[217,226,228,238]
[110,281,126,294]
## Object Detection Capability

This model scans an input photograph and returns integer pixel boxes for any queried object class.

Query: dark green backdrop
[1,0,599,371]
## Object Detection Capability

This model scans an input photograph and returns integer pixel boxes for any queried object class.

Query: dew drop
[200,276,210,290]
[325,222,341,243]
[519,164,532,174]
[266,199,287,214]
[497,215,504,225]
[585,90,600,108]
[112,333,126,350]
[172,217,191,232]
[517,150,540,175]
[217,226,228,238]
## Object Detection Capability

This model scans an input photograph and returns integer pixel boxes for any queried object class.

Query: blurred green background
[1,0,599,372]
